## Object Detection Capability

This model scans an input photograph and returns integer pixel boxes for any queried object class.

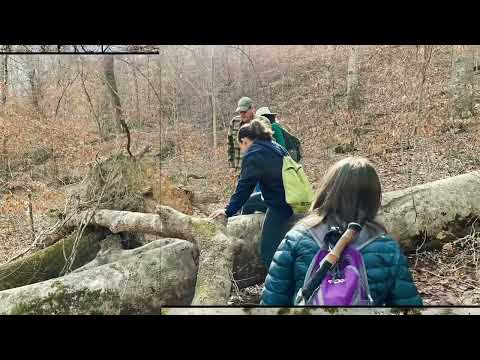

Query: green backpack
[281,127,302,163]
[282,155,314,214]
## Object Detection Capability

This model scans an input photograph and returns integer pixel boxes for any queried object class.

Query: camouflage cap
[256,106,277,117]
[235,97,253,112]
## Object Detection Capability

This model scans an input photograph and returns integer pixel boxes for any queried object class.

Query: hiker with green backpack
[240,106,304,216]
[255,107,302,163]
[210,119,314,268]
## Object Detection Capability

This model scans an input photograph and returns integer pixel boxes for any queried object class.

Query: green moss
[0,231,100,292]
[9,282,110,315]
[192,221,217,240]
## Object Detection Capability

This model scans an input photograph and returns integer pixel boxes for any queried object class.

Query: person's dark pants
[260,207,293,268]
[241,192,267,215]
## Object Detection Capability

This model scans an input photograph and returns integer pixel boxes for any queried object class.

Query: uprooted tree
[1,153,480,313]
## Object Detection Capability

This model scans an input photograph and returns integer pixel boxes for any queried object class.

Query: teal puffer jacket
[260,224,423,306]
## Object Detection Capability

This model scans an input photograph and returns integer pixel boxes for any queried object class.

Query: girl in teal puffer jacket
[260,157,422,306]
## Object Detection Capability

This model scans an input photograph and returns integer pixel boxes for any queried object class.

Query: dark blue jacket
[225,140,293,218]
[261,224,423,306]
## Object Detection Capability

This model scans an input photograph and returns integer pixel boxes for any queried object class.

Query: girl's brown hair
[303,157,386,231]
[237,118,273,143]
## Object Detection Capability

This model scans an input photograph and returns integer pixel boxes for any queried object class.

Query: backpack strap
[307,223,330,249]
[307,222,385,251]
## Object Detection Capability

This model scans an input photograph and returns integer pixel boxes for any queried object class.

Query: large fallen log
[379,170,480,251]
[219,170,480,252]
[0,229,103,292]
[0,239,198,314]
[64,170,480,305]
[68,207,267,289]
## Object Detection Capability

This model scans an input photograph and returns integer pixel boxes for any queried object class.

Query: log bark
[378,170,480,251]
[73,236,180,272]
[0,239,198,314]
[156,206,234,305]
[0,229,103,292]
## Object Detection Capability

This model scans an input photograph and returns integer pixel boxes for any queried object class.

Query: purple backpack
[295,224,379,306]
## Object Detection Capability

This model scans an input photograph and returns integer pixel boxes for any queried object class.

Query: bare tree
[131,57,140,124]
[28,66,42,114]
[0,47,8,106]
[54,69,80,119]
[77,57,106,138]
[346,45,362,111]
[415,45,435,118]
[103,55,133,157]
[211,46,217,148]
[449,45,475,119]
[232,45,258,98]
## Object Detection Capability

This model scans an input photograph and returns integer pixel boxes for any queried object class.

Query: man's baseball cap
[256,106,277,117]
[236,97,253,112]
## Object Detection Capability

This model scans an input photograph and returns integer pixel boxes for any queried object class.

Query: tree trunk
[157,53,163,123]
[28,68,41,114]
[211,46,217,148]
[1,50,8,106]
[449,45,474,119]
[131,58,140,124]
[0,229,103,292]
[0,239,198,314]
[103,55,132,156]
[415,46,434,118]
[78,57,104,138]
[239,45,254,96]
[146,55,151,117]
[347,45,361,111]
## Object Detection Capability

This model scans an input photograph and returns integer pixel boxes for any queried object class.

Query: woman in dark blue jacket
[210,119,294,268]
[260,157,423,306]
